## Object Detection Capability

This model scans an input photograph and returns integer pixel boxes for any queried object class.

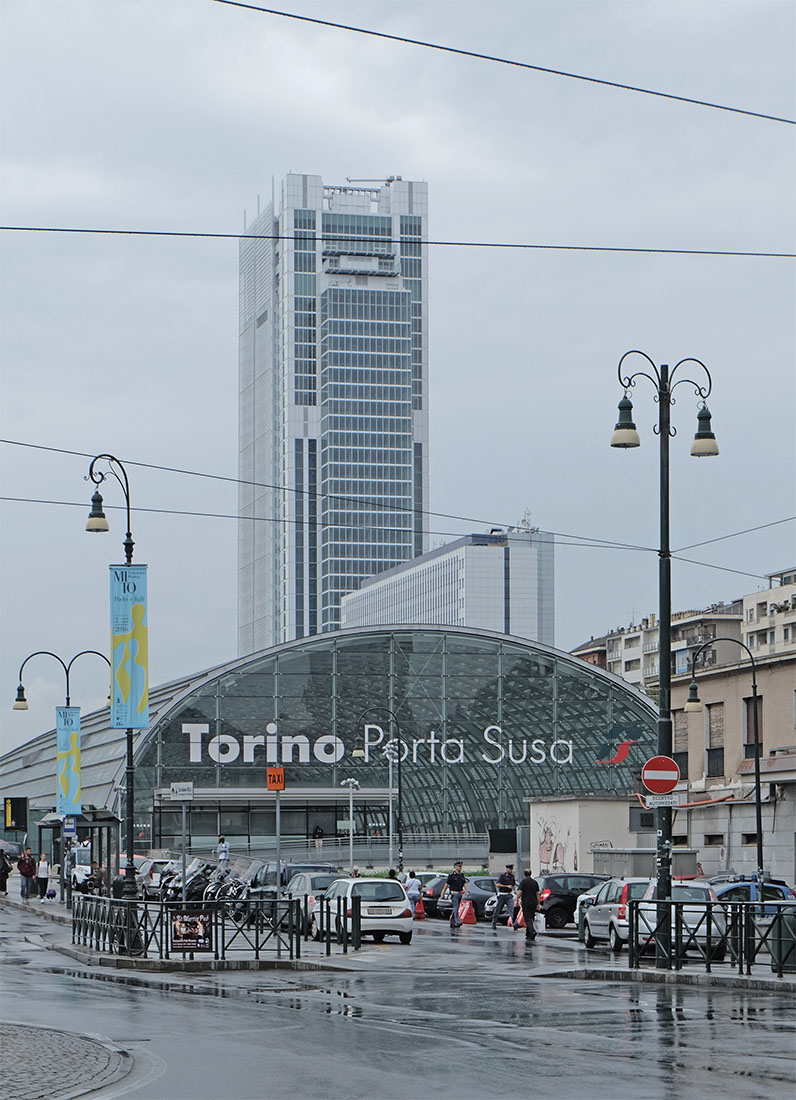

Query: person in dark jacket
[516,869,541,941]
[0,850,12,894]
[17,848,36,900]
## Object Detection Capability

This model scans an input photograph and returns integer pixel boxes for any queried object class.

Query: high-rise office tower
[238,173,429,653]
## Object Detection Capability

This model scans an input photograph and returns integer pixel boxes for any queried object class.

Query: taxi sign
[267,767,285,791]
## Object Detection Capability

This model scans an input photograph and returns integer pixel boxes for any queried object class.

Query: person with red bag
[446,860,469,929]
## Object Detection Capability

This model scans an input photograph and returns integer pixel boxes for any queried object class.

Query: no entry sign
[641,755,680,795]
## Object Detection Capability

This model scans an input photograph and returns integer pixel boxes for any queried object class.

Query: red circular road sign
[641,755,680,795]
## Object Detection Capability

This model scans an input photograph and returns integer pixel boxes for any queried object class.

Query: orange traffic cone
[414,897,426,921]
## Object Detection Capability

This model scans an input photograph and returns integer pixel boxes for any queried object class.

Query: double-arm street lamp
[85,453,142,899]
[684,639,764,898]
[611,351,718,952]
[357,706,404,872]
[13,648,111,904]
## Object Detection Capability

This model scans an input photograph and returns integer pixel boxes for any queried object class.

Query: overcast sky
[1,0,794,755]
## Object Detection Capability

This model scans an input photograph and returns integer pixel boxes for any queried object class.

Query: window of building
[704,834,724,846]
[673,710,688,781]
[672,834,688,847]
[706,748,724,777]
[741,832,759,846]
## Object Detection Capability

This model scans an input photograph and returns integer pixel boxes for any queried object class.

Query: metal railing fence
[71,893,363,962]
[628,898,796,976]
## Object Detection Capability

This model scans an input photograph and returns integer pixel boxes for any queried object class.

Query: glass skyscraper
[238,174,429,653]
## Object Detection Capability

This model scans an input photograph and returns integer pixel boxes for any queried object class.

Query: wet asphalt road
[2,907,794,1100]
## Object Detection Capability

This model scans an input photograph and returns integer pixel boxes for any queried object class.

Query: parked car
[581,877,651,951]
[419,874,448,917]
[139,858,177,899]
[315,876,413,944]
[0,839,24,863]
[285,871,341,934]
[437,876,497,921]
[398,871,440,889]
[712,878,796,906]
[636,879,727,959]
[537,873,612,929]
[247,861,339,902]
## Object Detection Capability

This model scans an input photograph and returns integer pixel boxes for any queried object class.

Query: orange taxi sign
[266,767,285,791]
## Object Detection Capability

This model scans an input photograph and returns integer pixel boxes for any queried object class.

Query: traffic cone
[414,897,426,921]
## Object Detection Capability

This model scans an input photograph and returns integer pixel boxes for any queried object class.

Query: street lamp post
[340,779,360,873]
[358,706,404,872]
[684,639,764,898]
[13,649,111,906]
[611,351,718,964]
[85,453,140,900]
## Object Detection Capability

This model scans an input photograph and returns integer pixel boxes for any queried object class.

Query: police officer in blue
[491,863,516,927]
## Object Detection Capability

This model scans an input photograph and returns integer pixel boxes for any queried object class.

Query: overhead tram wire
[3,439,792,555]
[0,438,653,552]
[0,225,792,259]
[2,496,785,581]
[209,0,795,126]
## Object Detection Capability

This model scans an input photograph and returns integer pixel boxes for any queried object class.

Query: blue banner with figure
[56,707,82,815]
[110,564,149,729]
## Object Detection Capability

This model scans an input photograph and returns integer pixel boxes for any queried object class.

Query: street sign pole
[170,783,194,906]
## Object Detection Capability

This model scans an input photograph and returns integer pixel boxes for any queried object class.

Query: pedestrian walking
[491,863,516,927]
[351,866,360,878]
[446,860,469,928]
[216,835,230,869]
[0,850,12,894]
[312,824,324,852]
[405,870,422,916]
[36,854,50,900]
[516,868,541,941]
[17,848,36,900]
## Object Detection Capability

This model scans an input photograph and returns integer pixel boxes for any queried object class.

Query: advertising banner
[170,911,213,953]
[110,564,149,729]
[56,706,82,816]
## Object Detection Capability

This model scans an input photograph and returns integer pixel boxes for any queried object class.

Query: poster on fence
[170,911,213,952]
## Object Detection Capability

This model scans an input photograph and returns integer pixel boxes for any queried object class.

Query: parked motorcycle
[161,858,213,904]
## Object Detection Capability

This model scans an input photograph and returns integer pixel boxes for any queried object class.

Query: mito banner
[110,564,149,730]
[56,706,82,816]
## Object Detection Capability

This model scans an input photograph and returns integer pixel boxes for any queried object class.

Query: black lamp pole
[13,649,111,906]
[685,639,764,899]
[358,706,403,872]
[612,351,718,966]
[86,454,138,899]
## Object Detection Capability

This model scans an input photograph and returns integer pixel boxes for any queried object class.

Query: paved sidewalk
[3,1022,132,1100]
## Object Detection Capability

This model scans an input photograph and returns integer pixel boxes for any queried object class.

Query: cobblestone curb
[2,1022,133,1100]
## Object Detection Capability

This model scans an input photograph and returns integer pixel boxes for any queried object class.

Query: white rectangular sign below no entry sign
[645,793,683,808]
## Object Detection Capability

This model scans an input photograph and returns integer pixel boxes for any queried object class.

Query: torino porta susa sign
[185,721,576,767]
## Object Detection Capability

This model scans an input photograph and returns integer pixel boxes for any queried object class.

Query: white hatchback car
[315,877,414,944]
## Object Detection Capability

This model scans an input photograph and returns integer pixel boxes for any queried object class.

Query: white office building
[238,173,429,653]
[340,530,555,646]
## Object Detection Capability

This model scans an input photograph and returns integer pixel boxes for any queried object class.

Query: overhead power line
[2,440,791,576]
[209,0,796,125]
[1,224,792,259]
[0,438,651,552]
[0,496,783,581]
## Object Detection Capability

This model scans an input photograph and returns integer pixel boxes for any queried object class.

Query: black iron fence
[628,898,796,976]
[71,894,363,961]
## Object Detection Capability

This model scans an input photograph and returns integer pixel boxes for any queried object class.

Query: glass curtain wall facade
[238,174,429,654]
[134,628,657,848]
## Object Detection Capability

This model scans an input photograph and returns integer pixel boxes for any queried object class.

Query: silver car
[582,877,651,951]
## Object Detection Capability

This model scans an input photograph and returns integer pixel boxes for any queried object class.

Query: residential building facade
[340,527,555,645]
[238,173,429,653]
